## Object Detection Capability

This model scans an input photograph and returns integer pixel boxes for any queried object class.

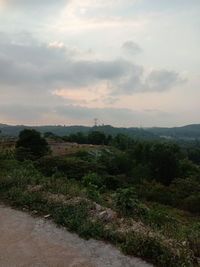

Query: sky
[0,0,199,127]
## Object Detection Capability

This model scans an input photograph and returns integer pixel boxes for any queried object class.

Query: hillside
[0,124,158,140]
[1,123,200,141]
[148,124,200,139]
[0,128,200,266]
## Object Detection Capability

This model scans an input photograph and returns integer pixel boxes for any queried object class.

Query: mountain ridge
[0,123,200,140]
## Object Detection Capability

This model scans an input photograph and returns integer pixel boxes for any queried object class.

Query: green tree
[88,131,106,145]
[149,143,181,185]
[16,129,49,160]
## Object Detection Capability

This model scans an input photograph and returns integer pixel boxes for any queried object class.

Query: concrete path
[0,204,153,267]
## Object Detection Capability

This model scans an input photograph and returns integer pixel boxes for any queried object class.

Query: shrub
[137,181,172,205]
[37,156,103,179]
[16,129,49,160]
[183,194,200,214]
[103,174,121,190]
[0,149,15,160]
[113,188,141,216]
[170,178,200,209]
[86,184,101,202]
[82,172,103,187]
[8,188,47,209]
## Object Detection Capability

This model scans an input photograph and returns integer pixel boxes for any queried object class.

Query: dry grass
[48,141,104,156]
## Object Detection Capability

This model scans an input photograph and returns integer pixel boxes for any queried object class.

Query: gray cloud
[122,41,142,55]
[0,39,183,98]
[144,70,182,92]
[110,68,183,95]
[0,40,125,87]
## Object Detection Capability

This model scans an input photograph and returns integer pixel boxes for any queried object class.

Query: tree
[149,143,181,185]
[16,129,49,160]
[88,131,106,145]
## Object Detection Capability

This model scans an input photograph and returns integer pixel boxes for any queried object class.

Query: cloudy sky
[0,0,199,127]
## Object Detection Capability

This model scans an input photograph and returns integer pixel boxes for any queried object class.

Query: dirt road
[0,204,152,267]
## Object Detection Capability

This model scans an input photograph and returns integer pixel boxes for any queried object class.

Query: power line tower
[94,118,98,127]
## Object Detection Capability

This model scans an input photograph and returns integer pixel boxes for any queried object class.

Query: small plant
[0,149,15,160]
[86,183,100,201]
[113,188,142,216]
[82,172,103,188]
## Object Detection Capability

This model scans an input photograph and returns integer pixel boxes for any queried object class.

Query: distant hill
[148,124,200,139]
[0,123,9,127]
[0,123,200,141]
[0,124,158,140]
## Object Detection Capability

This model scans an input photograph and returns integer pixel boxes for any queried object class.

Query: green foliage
[82,172,122,192]
[136,178,200,214]
[0,149,15,160]
[16,129,49,160]
[52,201,88,228]
[138,181,172,205]
[179,158,199,178]
[170,178,200,213]
[99,150,132,176]
[86,183,101,202]
[121,232,194,267]
[0,133,200,267]
[149,142,181,185]
[9,188,47,208]
[103,174,121,190]
[188,147,200,165]
[37,155,104,179]
[183,194,200,214]
[143,203,180,232]
[185,223,200,257]
[0,159,20,174]
[82,172,103,187]
[88,130,106,145]
[113,188,143,216]
[129,163,151,184]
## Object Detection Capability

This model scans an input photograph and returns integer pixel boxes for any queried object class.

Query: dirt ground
[0,204,152,267]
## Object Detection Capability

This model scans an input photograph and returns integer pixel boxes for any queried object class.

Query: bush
[113,188,142,216]
[86,183,101,202]
[103,175,122,190]
[129,163,151,184]
[0,149,15,160]
[16,129,49,160]
[82,172,103,187]
[136,181,172,205]
[183,194,200,214]
[8,188,47,209]
[37,156,103,179]
[170,178,200,209]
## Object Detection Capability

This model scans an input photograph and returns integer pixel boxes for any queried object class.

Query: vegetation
[15,129,49,160]
[0,128,200,266]
[1,123,200,142]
